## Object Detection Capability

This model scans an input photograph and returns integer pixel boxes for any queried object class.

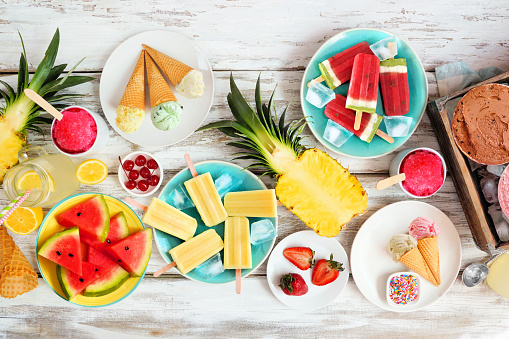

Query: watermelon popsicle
[345,53,380,130]
[380,58,410,116]
[324,94,393,144]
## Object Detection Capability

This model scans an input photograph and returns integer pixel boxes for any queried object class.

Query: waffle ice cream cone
[145,54,177,107]
[143,44,193,86]
[0,226,38,299]
[418,236,440,285]
[399,246,438,286]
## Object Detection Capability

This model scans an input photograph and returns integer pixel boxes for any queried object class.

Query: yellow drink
[486,252,509,299]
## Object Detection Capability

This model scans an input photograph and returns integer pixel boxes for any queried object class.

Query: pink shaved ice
[409,217,440,240]
[52,107,97,154]
[400,150,444,197]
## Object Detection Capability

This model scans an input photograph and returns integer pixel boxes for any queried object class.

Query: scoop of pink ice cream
[409,217,440,240]
[52,107,97,154]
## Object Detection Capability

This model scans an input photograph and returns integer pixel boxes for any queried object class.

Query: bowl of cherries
[118,151,163,197]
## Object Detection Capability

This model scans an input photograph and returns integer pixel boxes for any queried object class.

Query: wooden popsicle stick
[354,111,362,130]
[124,197,148,212]
[24,89,64,120]
[153,262,177,277]
[376,129,394,144]
[236,269,241,294]
[184,153,198,178]
[307,75,324,87]
[376,173,406,190]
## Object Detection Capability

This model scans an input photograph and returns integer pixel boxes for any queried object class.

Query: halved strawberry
[279,273,308,296]
[311,254,344,286]
[283,247,315,270]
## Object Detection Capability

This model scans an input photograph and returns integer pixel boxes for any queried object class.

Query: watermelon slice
[84,246,130,297]
[57,261,110,300]
[82,211,129,251]
[38,227,82,276]
[107,228,152,277]
[56,195,110,243]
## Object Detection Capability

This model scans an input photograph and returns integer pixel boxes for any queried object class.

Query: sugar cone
[145,54,177,107]
[118,51,146,110]
[143,44,193,86]
[399,246,438,286]
[418,236,440,285]
[0,226,38,299]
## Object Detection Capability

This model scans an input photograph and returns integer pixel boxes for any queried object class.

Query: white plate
[266,231,349,310]
[350,201,462,312]
[100,30,214,146]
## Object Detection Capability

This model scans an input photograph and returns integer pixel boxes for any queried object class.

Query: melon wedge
[84,246,130,297]
[38,227,82,276]
[56,195,110,243]
[82,211,129,250]
[107,228,152,277]
[57,261,110,300]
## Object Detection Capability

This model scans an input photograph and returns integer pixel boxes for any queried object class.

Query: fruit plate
[153,160,277,284]
[300,28,428,158]
[36,193,147,307]
[350,201,462,312]
[266,231,349,310]
[100,30,214,147]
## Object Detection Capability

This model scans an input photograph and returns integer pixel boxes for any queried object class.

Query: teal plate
[301,28,428,158]
[153,161,277,284]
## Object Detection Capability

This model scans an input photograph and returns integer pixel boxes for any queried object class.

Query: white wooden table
[1,1,509,337]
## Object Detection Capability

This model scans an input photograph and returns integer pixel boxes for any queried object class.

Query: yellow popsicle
[224,189,277,218]
[169,229,224,275]
[224,217,252,269]
[184,172,227,227]
[142,197,197,241]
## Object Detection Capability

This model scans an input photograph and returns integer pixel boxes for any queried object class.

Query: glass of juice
[3,145,81,207]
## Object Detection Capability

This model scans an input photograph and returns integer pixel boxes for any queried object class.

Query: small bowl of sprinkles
[386,272,420,306]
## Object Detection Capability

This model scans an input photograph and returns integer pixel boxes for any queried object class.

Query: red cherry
[135,155,146,166]
[123,160,134,171]
[147,159,158,169]
[140,167,151,179]
[128,170,139,180]
[125,180,136,190]
[148,175,160,186]
[138,180,149,191]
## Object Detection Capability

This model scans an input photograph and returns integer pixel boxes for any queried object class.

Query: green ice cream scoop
[151,101,183,131]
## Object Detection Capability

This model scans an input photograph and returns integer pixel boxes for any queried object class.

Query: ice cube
[370,36,398,60]
[250,219,277,245]
[164,183,195,210]
[487,165,507,177]
[323,119,353,148]
[384,116,413,137]
[306,81,335,108]
[481,174,499,204]
[194,253,224,279]
[214,173,242,198]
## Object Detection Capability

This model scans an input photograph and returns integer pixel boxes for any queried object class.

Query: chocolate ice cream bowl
[389,147,447,199]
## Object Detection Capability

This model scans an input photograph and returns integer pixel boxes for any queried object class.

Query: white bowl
[389,147,447,198]
[118,151,163,197]
[386,272,421,307]
[51,105,109,157]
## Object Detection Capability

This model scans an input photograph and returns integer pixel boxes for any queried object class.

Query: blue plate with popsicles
[153,160,278,284]
[301,28,428,158]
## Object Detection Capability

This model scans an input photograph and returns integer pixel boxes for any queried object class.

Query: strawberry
[311,254,344,286]
[283,247,315,270]
[279,273,308,296]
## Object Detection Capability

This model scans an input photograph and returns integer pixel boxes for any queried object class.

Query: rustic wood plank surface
[1,0,509,337]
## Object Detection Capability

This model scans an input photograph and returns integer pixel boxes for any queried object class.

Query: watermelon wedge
[38,227,82,276]
[107,228,152,277]
[57,261,110,300]
[84,246,130,297]
[56,195,110,243]
[82,211,129,251]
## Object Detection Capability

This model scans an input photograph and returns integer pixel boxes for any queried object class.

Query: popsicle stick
[307,76,324,87]
[184,154,198,178]
[24,89,63,120]
[376,173,406,190]
[153,262,177,277]
[354,111,362,130]
[376,130,394,144]
[236,269,241,294]
[124,197,148,212]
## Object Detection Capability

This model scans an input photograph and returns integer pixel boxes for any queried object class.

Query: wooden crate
[427,71,509,253]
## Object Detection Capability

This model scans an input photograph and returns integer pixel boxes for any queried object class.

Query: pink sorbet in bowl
[52,107,97,154]
[400,150,444,197]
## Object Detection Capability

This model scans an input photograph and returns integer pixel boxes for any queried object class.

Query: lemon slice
[16,170,55,191]
[77,159,108,185]
[4,206,44,235]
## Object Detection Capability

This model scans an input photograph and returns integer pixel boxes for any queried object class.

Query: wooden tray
[427,71,509,253]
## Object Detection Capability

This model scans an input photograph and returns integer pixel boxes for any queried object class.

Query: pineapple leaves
[0,79,15,102]
[40,75,94,96]
[44,64,68,86]
[28,28,60,91]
